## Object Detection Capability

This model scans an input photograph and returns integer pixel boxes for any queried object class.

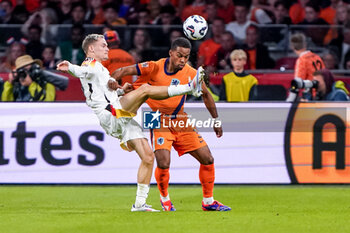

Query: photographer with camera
[312,70,349,101]
[1,55,56,101]
[287,69,350,102]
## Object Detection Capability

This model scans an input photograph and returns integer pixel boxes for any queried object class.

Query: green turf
[0,185,349,233]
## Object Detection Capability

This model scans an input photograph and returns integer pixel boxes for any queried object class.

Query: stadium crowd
[0,0,350,101]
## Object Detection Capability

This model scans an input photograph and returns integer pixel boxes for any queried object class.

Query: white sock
[160,194,170,202]
[203,197,214,205]
[168,84,191,97]
[135,183,150,207]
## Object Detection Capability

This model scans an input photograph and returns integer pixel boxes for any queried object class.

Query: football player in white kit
[56,34,205,212]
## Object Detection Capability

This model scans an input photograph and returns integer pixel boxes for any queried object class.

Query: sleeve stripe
[135,64,141,76]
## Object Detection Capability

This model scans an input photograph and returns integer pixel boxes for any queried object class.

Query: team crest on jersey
[171,78,180,85]
[141,62,149,67]
[157,137,165,145]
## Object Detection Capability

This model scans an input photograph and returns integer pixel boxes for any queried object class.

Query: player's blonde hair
[82,34,104,54]
[290,33,306,51]
[230,49,247,60]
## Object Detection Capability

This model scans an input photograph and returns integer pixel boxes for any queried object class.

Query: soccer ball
[183,15,208,40]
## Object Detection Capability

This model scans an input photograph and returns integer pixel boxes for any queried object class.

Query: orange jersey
[102,48,135,85]
[133,58,197,116]
[295,51,325,80]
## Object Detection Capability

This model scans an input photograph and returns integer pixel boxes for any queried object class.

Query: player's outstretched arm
[201,85,223,138]
[56,60,70,73]
[111,65,138,81]
[57,60,89,78]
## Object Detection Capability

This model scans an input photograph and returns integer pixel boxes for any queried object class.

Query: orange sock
[199,164,215,198]
[155,167,169,197]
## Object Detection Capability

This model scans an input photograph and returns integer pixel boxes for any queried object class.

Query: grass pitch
[0,185,349,233]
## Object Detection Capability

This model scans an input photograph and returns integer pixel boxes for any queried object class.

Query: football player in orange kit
[108,37,231,211]
[290,33,325,80]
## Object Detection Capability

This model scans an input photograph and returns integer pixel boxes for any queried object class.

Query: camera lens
[29,63,41,80]
[16,68,27,80]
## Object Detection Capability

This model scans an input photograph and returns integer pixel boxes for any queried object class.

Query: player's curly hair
[171,37,192,51]
[82,34,104,54]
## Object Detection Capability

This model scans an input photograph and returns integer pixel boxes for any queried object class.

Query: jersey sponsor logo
[284,102,350,183]
[171,79,180,86]
[157,137,165,145]
[143,110,161,129]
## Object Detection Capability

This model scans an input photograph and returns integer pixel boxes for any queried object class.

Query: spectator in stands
[249,0,273,24]
[326,1,350,44]
[261,0,291,48]
[226,2,253,45]
[153,4,182,47]
[209,31,237,72]
[25,24,44,59]
[322,51,339,70]
[129,28,153,61]
[63,2,90,24]
[103,3,127,26]
[197,17,224,68]
[129,48,142,63]
[180,0,206,22]
[21,8,58,44]
[290,33,325,80]
[1,55,55,101]
[248,0,282,19]
[85,0,105,24]
[0,41,26,73]
[243,24,275,69]
[216,0,235,24]
[55,24,85,65]
[312,69,349,100]
[219,49,258,102]
[7,5,28,24]
[55,0,72,23]
[319,0,339,25]
[118,0,140,23]
[0,0,13,24]
[298,1,329,46]
[129,5,152,25]
[329,20,350,69]
[289,0,309,24]
[272,1,292,24]
[169,29,182,43]
[42,45,57,70]
[335,2,349,25]
[205,0,218,24]
[148,0,174,20]
[102,30,135,85]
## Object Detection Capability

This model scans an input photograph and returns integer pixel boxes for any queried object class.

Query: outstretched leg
[119,66,206,114]
[120,84,170,114]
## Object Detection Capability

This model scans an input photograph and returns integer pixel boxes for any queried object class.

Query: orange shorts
[150,118,207,156]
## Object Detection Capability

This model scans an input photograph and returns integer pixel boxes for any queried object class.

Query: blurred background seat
[249,84,287,100]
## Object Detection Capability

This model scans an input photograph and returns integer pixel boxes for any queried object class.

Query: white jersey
[68,57,119,113]
[67,57,146,149]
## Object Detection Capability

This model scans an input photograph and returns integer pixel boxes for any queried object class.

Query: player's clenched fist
[56,61,70,73]
[122,82,133,93]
